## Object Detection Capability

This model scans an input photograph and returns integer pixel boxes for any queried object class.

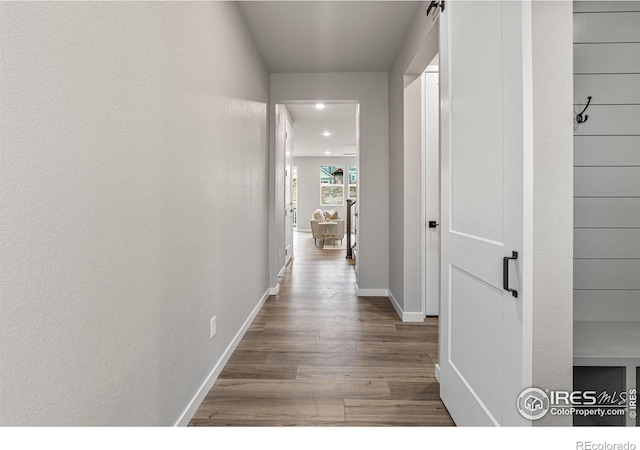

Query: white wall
[0,2,269,425]
[531,0,574,426]
[388,2,438,316]
[293,157,357,231]
[270,73,389,292]
[402,76,424,315]
[573,1,640,322]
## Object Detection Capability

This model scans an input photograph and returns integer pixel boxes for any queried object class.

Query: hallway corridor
[189,231,453,426]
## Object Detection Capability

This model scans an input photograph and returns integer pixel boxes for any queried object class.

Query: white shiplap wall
[574,2,640,321]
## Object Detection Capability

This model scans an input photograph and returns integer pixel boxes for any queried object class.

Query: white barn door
[439,1,532,426]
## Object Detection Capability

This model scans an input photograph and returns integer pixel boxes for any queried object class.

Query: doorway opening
[422,55,440,318]
[275,101,360,279]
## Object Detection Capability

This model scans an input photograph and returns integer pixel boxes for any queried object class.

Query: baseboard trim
[269,284,280,296]
[403,312,425,323]
[388,290,425,323]
[278,265,286,278]
[174,288,270,426]
[388,289,403,320]
[435,363,440,382]
[355,285,389,297]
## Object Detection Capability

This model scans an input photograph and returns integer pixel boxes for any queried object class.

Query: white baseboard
[174,288,270,426]
[355,285,389,297]
[278,256,294,278]
[435,363,440,382]
[388,289,425,323]
[402,312,426,322]
[388,289,403,320]
[269,284,280,295]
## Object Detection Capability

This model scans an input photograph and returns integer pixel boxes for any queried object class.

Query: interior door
[284,120,294,266]
[424,70,440,317]
[439,1,531,426]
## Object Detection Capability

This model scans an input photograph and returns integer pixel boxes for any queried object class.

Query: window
[348,165,357,200]
[320,165,344,206]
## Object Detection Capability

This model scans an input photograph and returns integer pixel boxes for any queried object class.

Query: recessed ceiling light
[325,151,331,155]
[315,103,326,110]
[322,131,331,137]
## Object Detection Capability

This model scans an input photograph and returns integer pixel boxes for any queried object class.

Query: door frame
[284,118,294,267]
[422,67,441,318]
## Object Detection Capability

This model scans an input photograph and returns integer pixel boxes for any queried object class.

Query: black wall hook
[427,0,445,16]
[576,96,592,124]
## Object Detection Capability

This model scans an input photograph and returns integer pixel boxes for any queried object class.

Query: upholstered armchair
[310,209,345,246]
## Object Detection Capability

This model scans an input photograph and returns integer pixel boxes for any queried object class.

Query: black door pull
[428,221,439,228]
[503,251,518,298]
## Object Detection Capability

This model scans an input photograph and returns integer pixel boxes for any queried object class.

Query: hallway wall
[388,2,438,317]
[0,2,269,425]
[270,72,389,293]
[531,0,574,426]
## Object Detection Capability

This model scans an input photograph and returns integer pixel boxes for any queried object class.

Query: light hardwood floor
[189,231,454,426]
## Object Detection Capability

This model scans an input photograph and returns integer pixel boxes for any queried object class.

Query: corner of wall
[531,0,574,426]
[388,289,424,323]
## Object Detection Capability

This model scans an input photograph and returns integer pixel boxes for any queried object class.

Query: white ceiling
[286,103,357,158]
[238,1,421,73]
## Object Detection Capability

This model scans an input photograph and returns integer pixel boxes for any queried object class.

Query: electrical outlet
[210,316,217,339]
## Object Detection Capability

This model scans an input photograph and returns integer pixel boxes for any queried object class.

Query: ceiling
[238,1,421,73]
[286,103,357,158]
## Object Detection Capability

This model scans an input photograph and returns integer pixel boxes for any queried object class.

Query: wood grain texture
[344,400,455,426]
[296,365,435,382]
[263,350,434,367]
[195,398,346,422]
[218,364,298,380]
[206,379,393,400]
[189,232,453,426]
[387,381,442,401]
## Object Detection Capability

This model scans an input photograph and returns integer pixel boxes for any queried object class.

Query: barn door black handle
[503,251,518,298]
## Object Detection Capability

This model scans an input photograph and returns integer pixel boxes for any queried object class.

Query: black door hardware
[503,251,518,298]
[428,221,439,228]
[427,1,445,16]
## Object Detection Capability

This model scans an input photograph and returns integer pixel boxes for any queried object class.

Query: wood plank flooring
[189,231,454,426]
